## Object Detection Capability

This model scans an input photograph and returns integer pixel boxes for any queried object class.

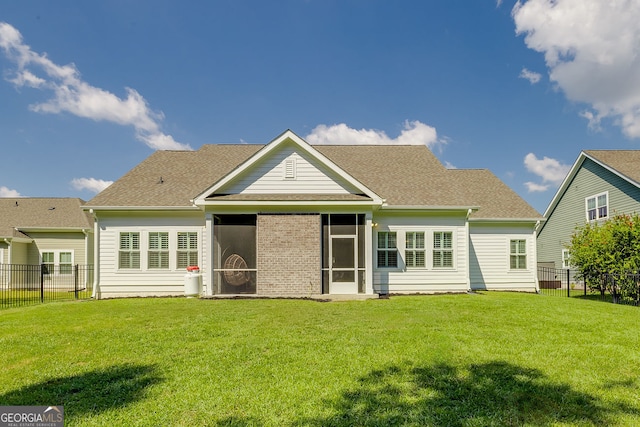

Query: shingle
[85,142,540,220]
[0,198,93,238]
[584,150,640,185]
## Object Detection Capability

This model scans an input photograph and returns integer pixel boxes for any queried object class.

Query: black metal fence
[537,266,640,306]
[0,264,93,309]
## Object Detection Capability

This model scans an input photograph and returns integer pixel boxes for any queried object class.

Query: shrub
[569,213,640,300]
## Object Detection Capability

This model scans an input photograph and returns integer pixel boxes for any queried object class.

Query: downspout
[89,209,101,299]
[3,239,11,286]
[3,239,11,264]
[465,209,472,292]
[533,220,540,293]
[82,228,91,295]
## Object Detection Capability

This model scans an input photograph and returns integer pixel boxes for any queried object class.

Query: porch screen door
[330,236,357,294]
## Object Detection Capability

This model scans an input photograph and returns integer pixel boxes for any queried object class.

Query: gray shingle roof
[584,150,640,185]
[0,198,94,238]
[86,142,540,220]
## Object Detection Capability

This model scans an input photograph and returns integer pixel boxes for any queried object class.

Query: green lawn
[1,293,639,426]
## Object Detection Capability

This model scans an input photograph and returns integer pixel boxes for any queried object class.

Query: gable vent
[284,158,296,180]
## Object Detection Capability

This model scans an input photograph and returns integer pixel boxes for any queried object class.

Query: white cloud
[0,22,190,151]
[305,120,442,148]
[0,186,22,197]
[70,178,113,193]
[519,68,542,84]
[513,0,640,138]
[524,181,549,192]
[523,152,571,192]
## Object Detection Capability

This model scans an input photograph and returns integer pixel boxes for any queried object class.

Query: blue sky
[2,0,640,214]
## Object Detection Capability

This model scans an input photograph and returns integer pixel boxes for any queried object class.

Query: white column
[204,213,214,296]
[365,212,374,294]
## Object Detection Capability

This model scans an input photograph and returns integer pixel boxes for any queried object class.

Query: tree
[569,213,640,302]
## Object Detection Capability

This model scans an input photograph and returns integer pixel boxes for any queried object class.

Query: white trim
[193,130,384,205]
[585,191,609,222]
[508,238,528,271]
[40,249,75,275]
[365,213,374,294]
[562,248,571,269]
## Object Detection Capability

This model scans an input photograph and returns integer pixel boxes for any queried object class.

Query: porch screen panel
[214,215,257,294]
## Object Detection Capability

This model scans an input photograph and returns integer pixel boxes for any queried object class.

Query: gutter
[468,217,545,223]
[379,205,480,213]
[83,206,202,212]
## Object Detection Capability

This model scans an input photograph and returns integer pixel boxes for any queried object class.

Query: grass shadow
[297,361,638,426]
[0,364,162,423]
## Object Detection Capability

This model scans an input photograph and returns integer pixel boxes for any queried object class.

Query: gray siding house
[537,150,640,269]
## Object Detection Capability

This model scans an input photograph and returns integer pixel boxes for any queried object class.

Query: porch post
[204,213,214,296]
[365,212,374,294]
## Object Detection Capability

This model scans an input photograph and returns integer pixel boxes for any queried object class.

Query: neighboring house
[85,130,542,298]
[0,198,94,286]
[537,150,640,269]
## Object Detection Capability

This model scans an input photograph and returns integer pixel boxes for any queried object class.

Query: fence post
[40,264,44,303]
[567,268,570,298]
[74,264,79,299]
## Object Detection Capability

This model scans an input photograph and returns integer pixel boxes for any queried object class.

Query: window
[42,252,55,275]
[586,192,608,221]
[177,232,198,269]
[41,251,73,275]
[510,239,527,269]
[59,252,73,275]
[377,232,397,268]
[405,232,425,268]
[119,232,140,269]
[433,232,453,268]
[562,249,571,269]
[148,232,169,269]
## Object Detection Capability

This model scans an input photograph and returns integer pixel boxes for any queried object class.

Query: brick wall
[257,214,321,295]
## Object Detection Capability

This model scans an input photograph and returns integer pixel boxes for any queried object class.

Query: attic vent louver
[284,158,296,180]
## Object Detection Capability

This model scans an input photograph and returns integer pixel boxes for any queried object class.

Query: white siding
[222,145,360,195]
[96,212,205,298]
[372,214,469,293]
[469,223,537,291]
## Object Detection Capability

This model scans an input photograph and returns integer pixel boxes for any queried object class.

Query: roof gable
[542,150,640,220]
[193,130,383,204]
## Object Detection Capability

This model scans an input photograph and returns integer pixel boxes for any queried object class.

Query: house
[85,130,542,298]
[0,198,94,287]
[537,150,640,269]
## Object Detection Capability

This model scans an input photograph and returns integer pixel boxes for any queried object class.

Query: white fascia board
[380,205,479,213]
[541,152,586,219]
[192,130,384,205]
[469,218,543,224]
[199,199,380,208]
